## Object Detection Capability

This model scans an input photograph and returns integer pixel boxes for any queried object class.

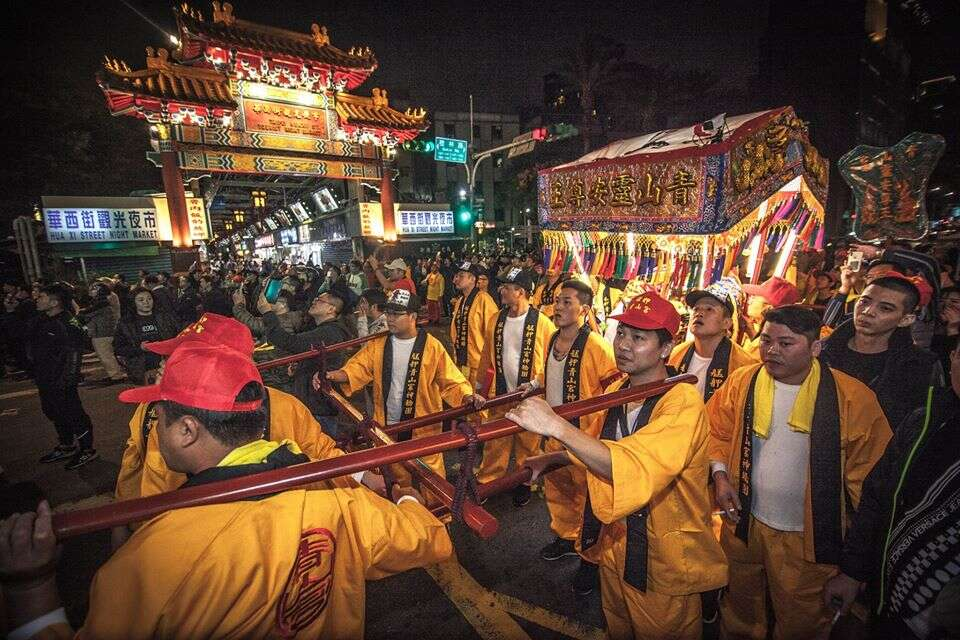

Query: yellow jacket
[535,327,619,438]
[476,307,556,397]
[78,486,452,639]
[449,288,500,377]
[668,338,757,400]
[572,379,728,595]
[115,386,343,501]
[425,272,444,301]
[338,332,473,427]
[706,363,892,563]
[531,276,566,319]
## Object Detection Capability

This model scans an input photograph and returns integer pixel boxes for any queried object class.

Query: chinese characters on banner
[541,160,704,227]
[41,196,210,244]
[43,207,168,243]
[242,98,330,139]
[839,132,946,242]
[186,198,209,240]
[359,203,385,237]
[397,210,454,235]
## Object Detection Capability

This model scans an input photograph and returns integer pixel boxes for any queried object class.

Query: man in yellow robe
[670,278,756,404]
[0,342,452,640]
[508,291,727,640]
[475,267,555,504]
[450,261,500,386]
[521,279,618,594]
[531,268,568,320]
[329,290,482,487]
[707,305,891,640]
[112,313,385,548]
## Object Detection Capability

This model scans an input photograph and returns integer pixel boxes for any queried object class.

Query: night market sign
[41,196,207,244]
[537,107,829,235]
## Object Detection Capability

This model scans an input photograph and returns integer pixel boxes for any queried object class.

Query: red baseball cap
[610,291,681,335]
[870,272,933,308]
[742,277,800,307]
[145,313,255,356]
[119,342,263,412]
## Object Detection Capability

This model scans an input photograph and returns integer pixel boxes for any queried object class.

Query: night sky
[15,0,767,113]
[4,0,770,235]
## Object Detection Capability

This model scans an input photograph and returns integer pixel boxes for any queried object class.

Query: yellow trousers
[719,517,837,640]
[600,561,701,640]
[476,405,538,483]
[542,438,588,542]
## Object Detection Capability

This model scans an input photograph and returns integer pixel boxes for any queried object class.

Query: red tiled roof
[176,2,377,72]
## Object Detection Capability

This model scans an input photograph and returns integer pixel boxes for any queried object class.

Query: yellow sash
[752,360,820,439]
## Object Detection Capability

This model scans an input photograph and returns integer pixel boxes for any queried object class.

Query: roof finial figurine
[311,23,330,46]
[212,1,235,25]
[372,88,388,108]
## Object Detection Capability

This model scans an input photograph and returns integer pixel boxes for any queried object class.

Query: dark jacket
[150,285,176,317]
[114,311,180,383]
[175,287,201,326]
[261,312,354,416]
[80,298,117,339]
[29,311,86,388]
[822,320,943,430]
[839,389,958,609]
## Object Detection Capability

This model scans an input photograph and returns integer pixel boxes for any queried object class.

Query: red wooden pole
[52,375,693,538]
[256,321,427,371]
[382,387,544,436]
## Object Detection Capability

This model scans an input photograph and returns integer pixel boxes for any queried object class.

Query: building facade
[395,111,522,230]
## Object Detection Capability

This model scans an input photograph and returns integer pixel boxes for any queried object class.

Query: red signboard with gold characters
[538,107,829,235]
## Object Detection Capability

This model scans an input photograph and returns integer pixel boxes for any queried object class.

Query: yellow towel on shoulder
[752,360,820,439]
[217,439,303,467]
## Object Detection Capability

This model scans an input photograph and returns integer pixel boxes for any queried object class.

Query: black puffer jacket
[261,312,355,417]
[29,312,86,388]
[822,320,943,430]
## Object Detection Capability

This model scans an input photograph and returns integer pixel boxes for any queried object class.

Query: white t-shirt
[545,351,567,407]
[686,350,712,398]
[616,402,646,441]
[750,380,810,532]
[500,312,529,391]
[385,336,417,425]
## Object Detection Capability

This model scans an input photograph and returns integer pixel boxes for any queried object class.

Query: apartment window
[492,125,503,140]
[444,123,456,138]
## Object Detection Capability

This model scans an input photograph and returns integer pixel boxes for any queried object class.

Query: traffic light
[402,138,436,153]
[531,127,548,141]
[546,123,579,142]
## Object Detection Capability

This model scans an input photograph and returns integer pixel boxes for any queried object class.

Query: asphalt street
[0,346,614,639]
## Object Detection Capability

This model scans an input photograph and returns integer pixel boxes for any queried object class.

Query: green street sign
[434,137,468,164]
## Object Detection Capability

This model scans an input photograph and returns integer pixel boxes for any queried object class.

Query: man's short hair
[161,381,267,448]
[866,259,904,275]
[143,274,161,286]
[39,283,73,310]
[869,276,920,312]
[763,305,822,342]
[561,279,593,306]
[654,328,674,346]
[361,288,387,310]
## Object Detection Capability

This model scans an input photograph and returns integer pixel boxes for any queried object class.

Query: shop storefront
[40,195,210,280]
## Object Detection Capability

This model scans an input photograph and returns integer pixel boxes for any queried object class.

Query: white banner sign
[42,196,209,243]
[397,209,454,235]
